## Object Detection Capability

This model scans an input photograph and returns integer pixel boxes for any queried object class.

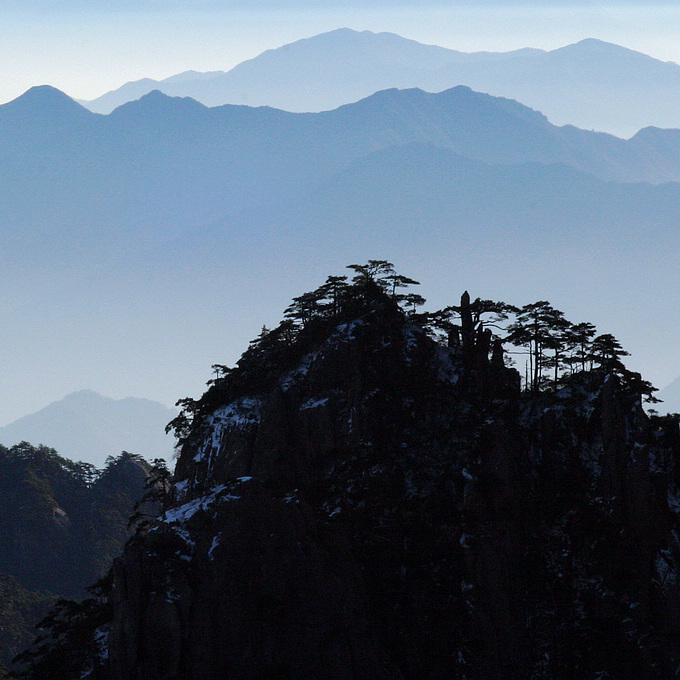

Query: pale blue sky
[2,0,680,429]
[2,3,680,102]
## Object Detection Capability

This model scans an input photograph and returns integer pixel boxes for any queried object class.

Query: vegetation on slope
[169,260,657,447]
[0,445,150,672]
[12,262,676,680]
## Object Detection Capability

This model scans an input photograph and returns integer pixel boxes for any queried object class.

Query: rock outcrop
[28,282,680,680]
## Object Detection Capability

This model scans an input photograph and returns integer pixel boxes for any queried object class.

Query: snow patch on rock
[301,396,329,410]
[208,533,221,560]
[162,484,237,526]
[193,397,262,463]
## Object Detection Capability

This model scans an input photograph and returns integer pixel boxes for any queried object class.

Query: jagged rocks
[70,289,680,680]
[174,313,469,496]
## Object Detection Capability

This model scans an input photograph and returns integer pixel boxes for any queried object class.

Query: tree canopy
[167,261,659,449]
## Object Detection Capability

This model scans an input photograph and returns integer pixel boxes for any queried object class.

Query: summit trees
[505,303,657,401]
[506,301,571,391]
[167,261,658,450]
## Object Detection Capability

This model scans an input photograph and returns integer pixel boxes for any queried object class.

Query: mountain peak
[110,89,207,117]
[0,391,176,468]
[348,85,550,130]
[3,85,92,119]
[52,266,680,679]
[573,37,614,48]
[78,30,680,135]
[550,37,658,61]
[59,389,107,403]
[287,27,399,43]
[14,84,74,102]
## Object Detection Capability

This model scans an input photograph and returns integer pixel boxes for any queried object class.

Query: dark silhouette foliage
[167,261,659,451]
[12,576,112,680]
[13,262,672,680]
[0,446,150,673]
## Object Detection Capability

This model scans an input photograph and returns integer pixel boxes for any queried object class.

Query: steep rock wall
[95,303,680,680]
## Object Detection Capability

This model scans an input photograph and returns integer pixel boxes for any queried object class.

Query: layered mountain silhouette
[16,270,680,679]
[6,84,680,268]
[81,29,680,137]
[0,391,176,469]
[2,83,680,422]
[5,82,680,253]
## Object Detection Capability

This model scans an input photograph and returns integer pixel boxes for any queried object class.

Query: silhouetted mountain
[11,82,680,271]
[273,142,680,255]
[81,29,480,113]
[5,85,93,123]
[17,269,680,679]
[81,29,680,136]
[5,84,680,253]
[0,391,176,469]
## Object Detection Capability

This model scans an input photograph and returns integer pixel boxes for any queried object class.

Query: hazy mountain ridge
[80,29,520,113]
[0,391,176,469]
[4,82,680,422]
[5,82,680,253]
[5,82,680,245]
[656,378,680,414]
[80,29,680,137]
[20,270,680,679]
[292,142,680,247]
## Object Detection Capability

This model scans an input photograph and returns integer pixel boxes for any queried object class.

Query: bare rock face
[108,480,393,680]
[86,294,680,680]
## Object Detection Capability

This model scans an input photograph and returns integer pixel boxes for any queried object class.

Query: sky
[3,0,680,431]
[2,2,680,103]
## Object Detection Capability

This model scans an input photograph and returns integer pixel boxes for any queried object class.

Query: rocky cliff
[21,268,680,680]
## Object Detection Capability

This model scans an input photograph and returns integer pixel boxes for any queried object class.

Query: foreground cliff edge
[14,262,680,679]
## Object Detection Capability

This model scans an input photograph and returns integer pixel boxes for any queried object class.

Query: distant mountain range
[0,391,176,468]
[80,28,680,137]
[3,82,680,421]
[656,379,680,414]
[5,82,680,239]
[5,82,680,258]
